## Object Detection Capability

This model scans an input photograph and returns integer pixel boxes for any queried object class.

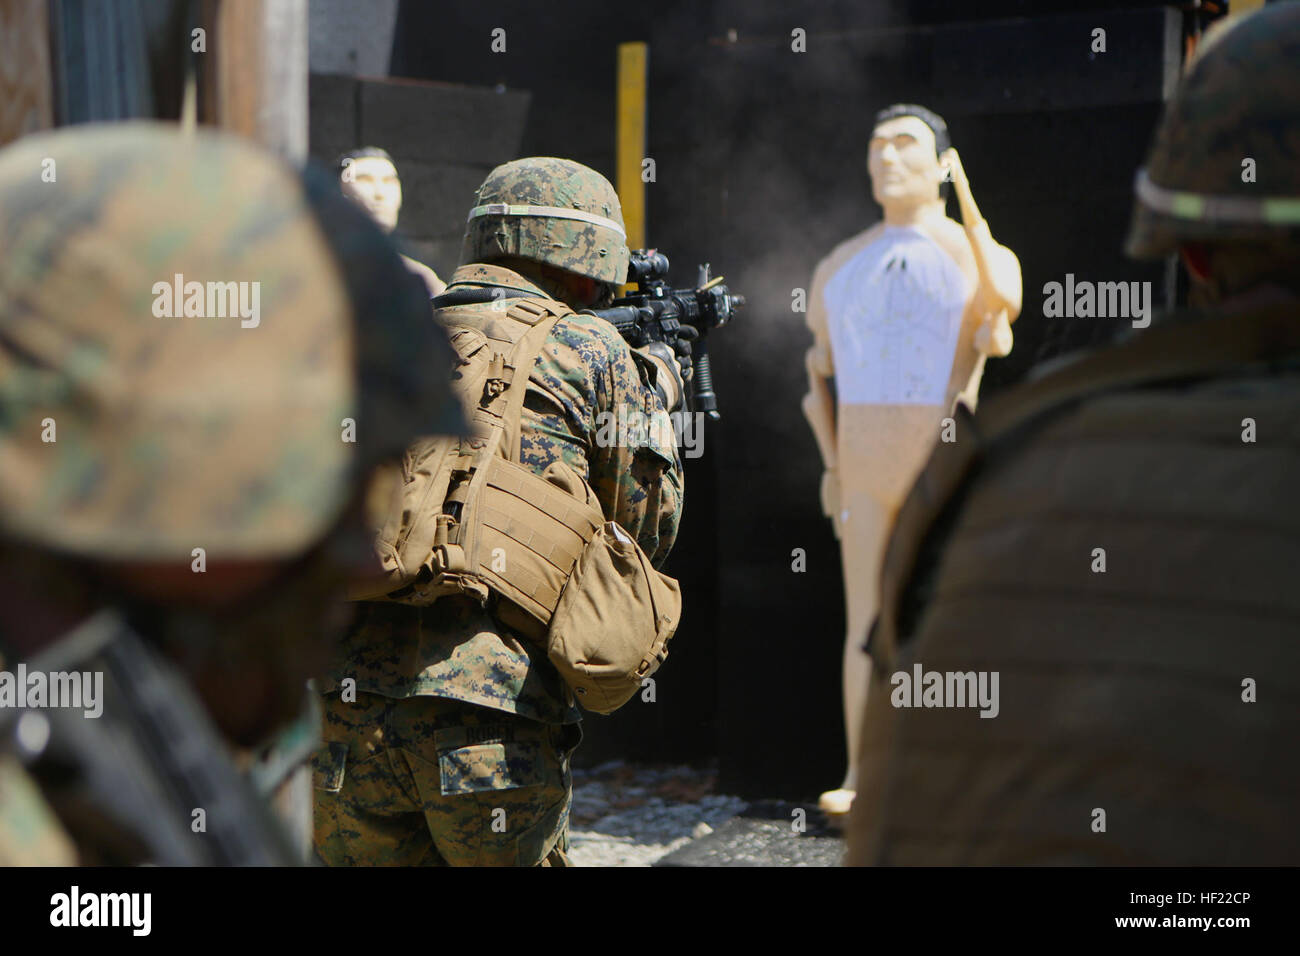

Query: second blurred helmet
[1126,4,1300,259]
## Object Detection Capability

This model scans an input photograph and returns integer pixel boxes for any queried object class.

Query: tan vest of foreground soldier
[847,4,1300,865]
[339,147,446,297]
[804,105,1022,818]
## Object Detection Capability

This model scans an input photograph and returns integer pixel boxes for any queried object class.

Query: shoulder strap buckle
[482,352,515,404]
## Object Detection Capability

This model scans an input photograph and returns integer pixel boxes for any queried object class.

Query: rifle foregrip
[693,348,720,421]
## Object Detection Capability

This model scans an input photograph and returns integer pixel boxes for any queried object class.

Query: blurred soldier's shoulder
[400,254,444,297]
[854,301,1300,865]
[902,300,1300,554]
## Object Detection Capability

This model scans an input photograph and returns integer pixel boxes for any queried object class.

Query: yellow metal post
[616,42,648,256]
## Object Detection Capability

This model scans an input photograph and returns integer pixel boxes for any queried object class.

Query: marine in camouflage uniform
[314,157,684,866]
[846,5,1300,865]
[0,122,460,864]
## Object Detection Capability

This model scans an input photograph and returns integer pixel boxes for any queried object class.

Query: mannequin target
[803,106,1023,817]
[339,149,445,298]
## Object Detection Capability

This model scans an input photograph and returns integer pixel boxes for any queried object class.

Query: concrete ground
[568,761,845,867]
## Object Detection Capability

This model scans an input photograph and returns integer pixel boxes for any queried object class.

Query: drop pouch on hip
[545,520,681,716]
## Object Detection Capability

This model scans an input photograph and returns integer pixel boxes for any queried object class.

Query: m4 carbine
[586,250,744,420]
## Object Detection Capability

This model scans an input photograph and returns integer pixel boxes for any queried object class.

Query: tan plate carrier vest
[351,296,682,714]
[357,296,602,641]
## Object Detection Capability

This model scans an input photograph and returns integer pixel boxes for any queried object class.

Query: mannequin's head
[867,104,951,214]
[339,147,402,233]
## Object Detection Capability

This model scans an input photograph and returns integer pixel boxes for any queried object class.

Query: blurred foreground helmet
[0,122,461,564]
[1126,4,1300,258]
[462,156,630,285]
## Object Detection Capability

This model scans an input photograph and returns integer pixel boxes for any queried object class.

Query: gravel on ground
[568,760,748,867]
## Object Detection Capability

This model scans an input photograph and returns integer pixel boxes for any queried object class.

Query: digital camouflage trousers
[312,691,581,866]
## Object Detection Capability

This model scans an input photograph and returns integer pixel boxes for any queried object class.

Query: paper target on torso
[824,226,968,405]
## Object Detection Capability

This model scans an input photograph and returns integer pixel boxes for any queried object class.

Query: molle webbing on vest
[365,297,606,642]
[474,457,603,627]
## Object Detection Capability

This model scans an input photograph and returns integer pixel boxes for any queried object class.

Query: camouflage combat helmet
[1126,4,1300,259]
[0,122,460,563]
[462,157,630,285]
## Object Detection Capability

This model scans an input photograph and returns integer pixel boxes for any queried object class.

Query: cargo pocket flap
[438,741,543,796]
[311,741,348,792]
